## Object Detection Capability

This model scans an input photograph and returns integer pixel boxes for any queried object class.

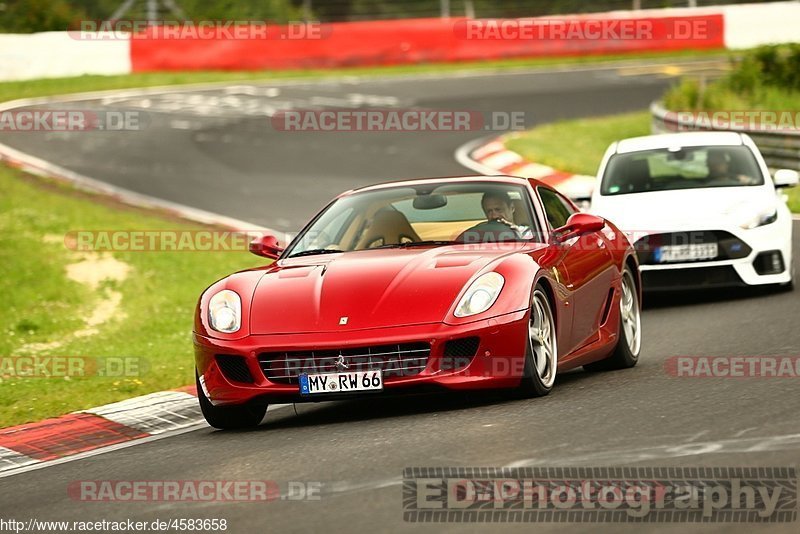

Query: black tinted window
[538,187,573,229]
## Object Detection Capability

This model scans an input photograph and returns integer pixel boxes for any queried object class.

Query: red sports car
[194,176,642,429]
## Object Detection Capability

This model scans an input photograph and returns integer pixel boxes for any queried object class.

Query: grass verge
[505,111,652,176]
[0,166,264,426]
[0,49,728,104]
[504,111,800,213]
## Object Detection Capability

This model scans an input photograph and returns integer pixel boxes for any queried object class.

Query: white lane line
[0,446,37,471]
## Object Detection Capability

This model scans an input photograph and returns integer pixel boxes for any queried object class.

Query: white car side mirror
[773,169,799,188]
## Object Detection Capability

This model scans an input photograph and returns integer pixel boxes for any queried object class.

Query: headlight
[208,290,241,333]
[740,209,778,229]
[454,272,505,318]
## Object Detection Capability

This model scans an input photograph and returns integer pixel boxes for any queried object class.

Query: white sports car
[590,132,798,291]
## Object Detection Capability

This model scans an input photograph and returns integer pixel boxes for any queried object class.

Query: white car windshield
[601,145,764,196]
[285,182,541,258]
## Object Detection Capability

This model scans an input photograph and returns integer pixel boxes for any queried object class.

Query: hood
[591,186,777,233]
[249,245,530,334]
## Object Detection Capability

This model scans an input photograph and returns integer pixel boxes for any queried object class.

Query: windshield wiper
[287,249,343,258]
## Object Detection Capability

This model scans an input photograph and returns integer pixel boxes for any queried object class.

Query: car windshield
[600,145,764,196]
[285,182,541,258]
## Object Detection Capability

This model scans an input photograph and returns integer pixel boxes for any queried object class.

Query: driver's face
[708,155,729,176]
[483,198,514,222]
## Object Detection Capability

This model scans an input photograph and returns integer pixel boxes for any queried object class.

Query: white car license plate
[655,243,718,263]
[299,371,383,395]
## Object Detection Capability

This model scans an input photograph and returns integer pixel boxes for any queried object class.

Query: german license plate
[299,371,383,395]
[655,243,718,263]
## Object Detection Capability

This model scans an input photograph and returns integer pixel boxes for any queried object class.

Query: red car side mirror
[551,213,605,244]
[249,234,284,260]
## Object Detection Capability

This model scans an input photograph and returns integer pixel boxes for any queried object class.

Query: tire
[196,372,267,430]
[518,286,558,397]
[584,266,641,372]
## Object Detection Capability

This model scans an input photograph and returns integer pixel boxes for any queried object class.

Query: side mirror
[551,213,605,244]
[249,234,284,260]
[774,169,799,189]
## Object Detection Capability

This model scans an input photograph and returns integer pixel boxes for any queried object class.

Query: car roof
[342,175,535,196]
[614,132,745,154]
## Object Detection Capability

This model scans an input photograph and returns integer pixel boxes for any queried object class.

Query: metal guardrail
[651,102,800,172]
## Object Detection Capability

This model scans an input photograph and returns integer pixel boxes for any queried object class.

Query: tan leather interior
[355,209,421,249]
[511,199,532,227]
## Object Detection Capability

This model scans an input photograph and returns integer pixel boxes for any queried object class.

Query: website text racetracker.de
[404,467,797,522]
[0,518,227,533]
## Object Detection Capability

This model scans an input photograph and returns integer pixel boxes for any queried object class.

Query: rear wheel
[519,286,557,397]
[584,267,641,372]
[196,372,267,430]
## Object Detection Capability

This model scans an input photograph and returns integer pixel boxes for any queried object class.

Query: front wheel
[519,286,558,397]
[196,372,267,430]
[584,267,641,372]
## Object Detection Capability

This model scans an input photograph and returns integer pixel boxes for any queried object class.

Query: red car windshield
[285,182,541,257]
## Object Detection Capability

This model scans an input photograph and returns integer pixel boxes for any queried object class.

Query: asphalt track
[2,58,799,533]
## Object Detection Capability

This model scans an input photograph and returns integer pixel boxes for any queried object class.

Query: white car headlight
[740,208,778,229]
[454,272,505,318]
[208,290,241,333]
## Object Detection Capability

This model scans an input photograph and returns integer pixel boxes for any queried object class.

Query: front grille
[634,231,751,265]
[642,266,743,290]
[259,342,431,384]
[215,355,255,384]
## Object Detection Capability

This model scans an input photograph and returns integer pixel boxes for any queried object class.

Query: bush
[664,45,800,112]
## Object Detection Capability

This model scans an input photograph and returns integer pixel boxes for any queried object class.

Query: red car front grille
[258,342,431,384]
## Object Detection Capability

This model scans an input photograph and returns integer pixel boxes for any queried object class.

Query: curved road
[1,59,799,533]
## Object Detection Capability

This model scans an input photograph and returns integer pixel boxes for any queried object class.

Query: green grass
[0,166,265,427]
[505,111,652,176]
[0,48,728,104]
[664,77,800,111]
[786,187,800,213]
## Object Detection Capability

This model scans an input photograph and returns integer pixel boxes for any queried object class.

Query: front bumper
[194,310,528,407]
[635,222,793,290]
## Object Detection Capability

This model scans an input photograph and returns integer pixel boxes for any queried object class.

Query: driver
[462,190,533,240]
[707,149,755,185]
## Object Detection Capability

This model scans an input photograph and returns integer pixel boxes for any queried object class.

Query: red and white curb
[455,135,596,201]
[0,387,203,477]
